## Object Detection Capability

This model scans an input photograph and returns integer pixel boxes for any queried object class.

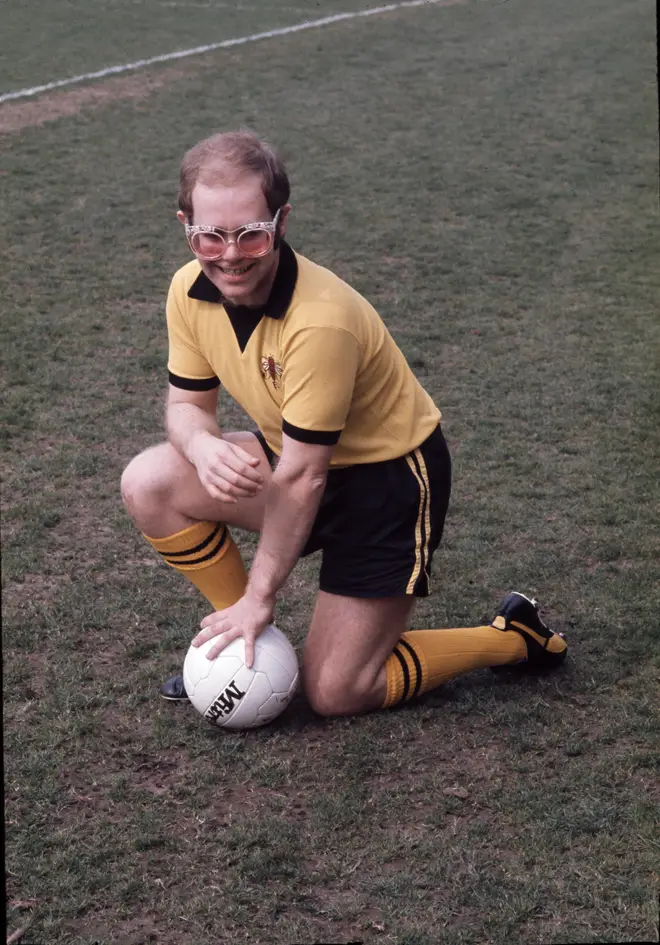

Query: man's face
[181,174,289,308]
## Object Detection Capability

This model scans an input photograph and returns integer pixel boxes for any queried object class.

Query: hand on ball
[192,592,274,667]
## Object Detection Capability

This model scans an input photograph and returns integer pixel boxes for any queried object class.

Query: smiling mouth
[217,263,256,276]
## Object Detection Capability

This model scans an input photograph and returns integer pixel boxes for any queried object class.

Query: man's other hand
[190,432,264,503]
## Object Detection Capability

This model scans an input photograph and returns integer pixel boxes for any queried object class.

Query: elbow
[273,464,327,497]
[274,439,334,496]
[304,468,328,493]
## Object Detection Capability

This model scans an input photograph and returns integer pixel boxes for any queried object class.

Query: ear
[177,210,187,225]
[278,203,292,236]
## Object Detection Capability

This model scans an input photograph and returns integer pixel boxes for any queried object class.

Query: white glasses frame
[185,207,283,259]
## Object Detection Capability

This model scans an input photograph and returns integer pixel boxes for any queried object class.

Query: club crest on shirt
[261,354,283,389]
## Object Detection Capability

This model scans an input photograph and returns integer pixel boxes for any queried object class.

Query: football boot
[158,673,189,701]
[491,591,567,670]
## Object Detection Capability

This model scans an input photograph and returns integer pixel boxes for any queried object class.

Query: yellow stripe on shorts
[405,448,432,594]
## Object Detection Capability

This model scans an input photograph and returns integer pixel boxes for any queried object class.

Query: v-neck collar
[187,240,298,321]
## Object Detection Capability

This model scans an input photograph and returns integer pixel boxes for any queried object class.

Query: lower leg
[303,592,566,717]
[382,623,525,707]
[145,520,248,611]
[347,621,527,713]
[382,593,567,709]
[120,441,266,611]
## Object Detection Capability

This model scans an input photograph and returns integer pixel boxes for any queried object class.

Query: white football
[183,624,299,730]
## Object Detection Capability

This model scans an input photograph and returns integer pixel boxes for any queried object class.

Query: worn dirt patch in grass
[0,66,195,134]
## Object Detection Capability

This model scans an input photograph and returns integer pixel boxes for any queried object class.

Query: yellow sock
[383,625,527,707]
[144,521,247,611]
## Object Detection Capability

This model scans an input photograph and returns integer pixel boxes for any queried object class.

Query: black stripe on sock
[398,638,423,698]
[163,526,227,566]
[160,523,224,559]
[393,646,410,702]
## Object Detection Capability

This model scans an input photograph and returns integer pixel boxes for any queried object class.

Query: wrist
[245,581,277,612]
[187,428,215,464]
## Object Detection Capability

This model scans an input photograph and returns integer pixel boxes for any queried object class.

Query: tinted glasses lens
[190,230,225,257]
[237,228,272,257]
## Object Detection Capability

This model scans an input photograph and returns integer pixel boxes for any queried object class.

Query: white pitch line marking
[0,0,463,104]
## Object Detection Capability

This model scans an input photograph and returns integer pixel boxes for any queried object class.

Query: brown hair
[178,130,290,220]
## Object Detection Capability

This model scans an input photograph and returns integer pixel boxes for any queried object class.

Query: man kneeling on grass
[121,129,567,717]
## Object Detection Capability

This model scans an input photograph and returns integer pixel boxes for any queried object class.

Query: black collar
[187,240,298,320]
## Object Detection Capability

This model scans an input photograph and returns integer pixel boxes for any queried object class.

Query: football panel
[184,653,243,703]
[252,647,297,692]
[183,637,244,698]
[199,663,256,725]
[183,637,213,688]
[254,670,300,723]
[183,640,217,691]
[284,669,300,700]
[252,625,299,688]
[221,671,275,730]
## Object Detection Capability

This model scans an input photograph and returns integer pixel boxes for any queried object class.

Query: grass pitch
[2,1,659,943]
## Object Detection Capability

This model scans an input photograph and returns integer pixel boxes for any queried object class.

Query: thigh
[302,590,416,715]
[171,431,273,531]
[124,432,272,535]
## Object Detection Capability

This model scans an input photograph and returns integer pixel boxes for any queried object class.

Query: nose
[220,238,243,262]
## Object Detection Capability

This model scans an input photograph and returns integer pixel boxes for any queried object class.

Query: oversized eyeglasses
[185,208,282,260]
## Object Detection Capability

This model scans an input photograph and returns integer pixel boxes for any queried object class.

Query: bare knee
[120,445,178,530]
[303,677,352,717]
[303,665,381,718]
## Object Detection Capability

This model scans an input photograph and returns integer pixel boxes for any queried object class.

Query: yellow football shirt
[166,242,441,466]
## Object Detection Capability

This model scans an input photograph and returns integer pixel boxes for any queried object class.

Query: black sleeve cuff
[168,371,220,391]
[282,419,341,445]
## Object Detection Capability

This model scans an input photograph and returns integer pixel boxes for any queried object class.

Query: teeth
[221,265,252,275]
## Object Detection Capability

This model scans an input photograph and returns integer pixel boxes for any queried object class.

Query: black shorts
[255,426,452,599]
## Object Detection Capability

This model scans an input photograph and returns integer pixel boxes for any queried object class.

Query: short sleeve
[280,326,361,438]
[166,278,218,385]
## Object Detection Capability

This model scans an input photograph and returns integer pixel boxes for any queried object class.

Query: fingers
[221,441,264,483]
[194,623,255,664]
[195,607,234,638]
[192,621,221,646]
[205,466,260,498]
[200,467,260,503]
[217,461,262,491]
[201,441,265,501]
[207,629,244,661]
[230,441,263,469]
[198,609,225,631]
[244,639,255,670]
[193,617,240,658]
[193,601,268,667]
[200,477,247,503]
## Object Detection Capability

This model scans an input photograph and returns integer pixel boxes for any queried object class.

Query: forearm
[166,401,221,464]
[247,469,326,605]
